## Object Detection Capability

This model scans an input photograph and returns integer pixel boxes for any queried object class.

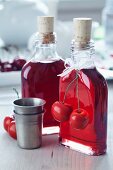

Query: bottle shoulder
[84,69,108,94]
[60,68,107,88]
[21,59,65,80]
[82,68,107,85]
[22,59,64,68]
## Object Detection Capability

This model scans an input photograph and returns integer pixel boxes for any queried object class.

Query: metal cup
[14,98,46,149]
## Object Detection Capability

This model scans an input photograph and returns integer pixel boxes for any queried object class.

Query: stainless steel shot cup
[14,98,46,149]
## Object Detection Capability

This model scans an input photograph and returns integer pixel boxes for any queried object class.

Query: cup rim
[13,97,46,108]
[14,110,45,116]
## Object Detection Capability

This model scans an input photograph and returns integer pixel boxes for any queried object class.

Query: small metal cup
[14,98,46,149]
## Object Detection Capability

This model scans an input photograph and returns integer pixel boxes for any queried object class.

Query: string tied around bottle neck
[58,58,93,77]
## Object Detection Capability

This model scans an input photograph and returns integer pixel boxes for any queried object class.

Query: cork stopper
[73,18,92,43]
[38,16,54,33]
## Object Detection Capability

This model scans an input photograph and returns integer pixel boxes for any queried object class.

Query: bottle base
[42,126,59,135]
[60,137,106,156]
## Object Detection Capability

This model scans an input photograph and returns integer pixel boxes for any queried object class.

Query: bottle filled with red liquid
[21,16,64,134]
[52,18,108,155]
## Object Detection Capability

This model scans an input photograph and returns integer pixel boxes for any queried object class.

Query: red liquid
[21,59,64,133]
[59,68,108,155]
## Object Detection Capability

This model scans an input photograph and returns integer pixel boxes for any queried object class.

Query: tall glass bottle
[21,16,65,134]
[52,18,108,155]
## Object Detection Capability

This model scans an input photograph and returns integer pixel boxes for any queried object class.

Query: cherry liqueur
[52,18,108,155]
[21,16,65,134]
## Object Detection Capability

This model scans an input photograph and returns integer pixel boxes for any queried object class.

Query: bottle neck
[71,40,95,69]
[33,32,60,62]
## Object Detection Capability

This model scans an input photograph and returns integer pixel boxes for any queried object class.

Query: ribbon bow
[58,57,93,77]
[58,58,77,77]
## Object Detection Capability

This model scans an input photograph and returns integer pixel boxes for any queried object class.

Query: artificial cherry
[51,101,72,122]
[70,109,89,129]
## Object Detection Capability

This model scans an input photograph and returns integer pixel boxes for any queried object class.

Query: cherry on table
[70,109,89,130]
[3,116,14,132]
[12,57,26,70]
[3,63,13,72]
[51,101,73,122]
[8,121,17,140]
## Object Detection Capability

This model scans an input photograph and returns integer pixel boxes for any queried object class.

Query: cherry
[3,63,13,72]
[70,109,89,129]
[51,101,72,122]
[12,57,26,70]
[3,116,14,132]
[8,121,17,140]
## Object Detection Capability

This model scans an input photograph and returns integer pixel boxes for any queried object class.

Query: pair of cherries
[51,101,89,129]
[0,58,26,72]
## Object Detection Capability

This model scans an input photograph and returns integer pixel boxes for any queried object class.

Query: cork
[73,18,92,43]
[38,16,54,33]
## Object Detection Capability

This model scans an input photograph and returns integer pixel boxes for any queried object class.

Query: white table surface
[0,82,113,170]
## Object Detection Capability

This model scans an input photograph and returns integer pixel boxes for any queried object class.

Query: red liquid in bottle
[59,68,108,155]
[22,59,64,134]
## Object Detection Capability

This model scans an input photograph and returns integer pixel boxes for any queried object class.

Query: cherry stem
[13,88,19,99]
[63,73,79,104]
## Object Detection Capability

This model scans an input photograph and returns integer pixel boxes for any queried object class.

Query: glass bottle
[58,18,108,155]
[21,16,65,134]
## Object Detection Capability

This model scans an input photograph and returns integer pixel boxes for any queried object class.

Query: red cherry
[3,63,13,72]
[8,121,17,140]
[70,109,89,129]
[12,58,26,70]
[3,116,14,132]
[51,101,72,122]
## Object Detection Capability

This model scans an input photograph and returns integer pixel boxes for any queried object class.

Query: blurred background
[0,0,105,47]
[0,0,113,86]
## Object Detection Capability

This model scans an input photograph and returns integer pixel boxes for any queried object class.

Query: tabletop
[0,81,113,170]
